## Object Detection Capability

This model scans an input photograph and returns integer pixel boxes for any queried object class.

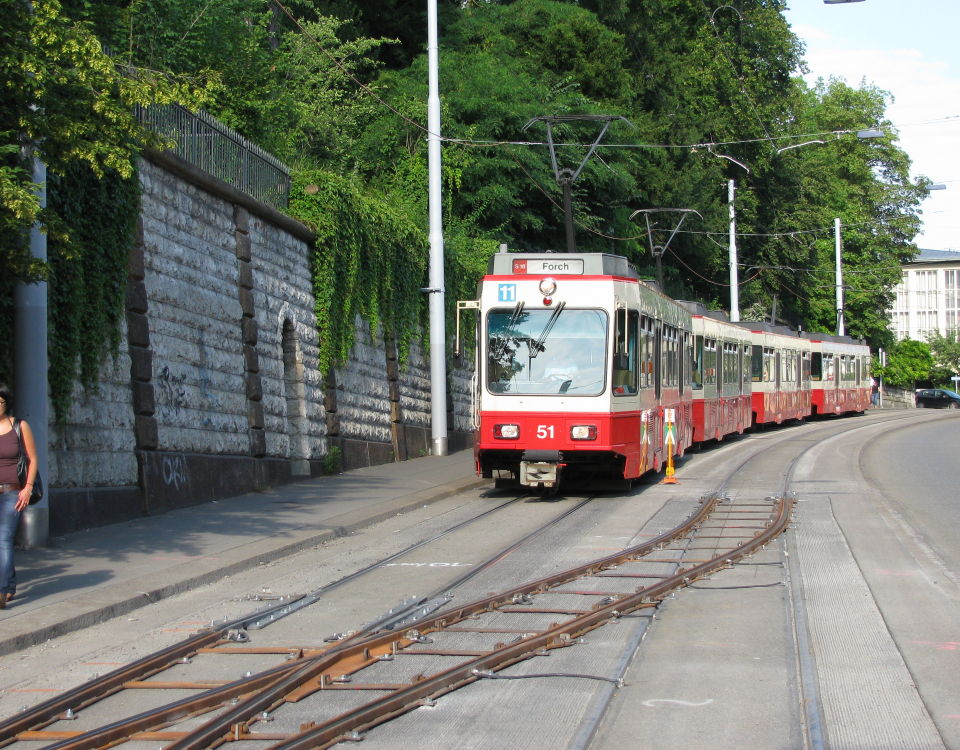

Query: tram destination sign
[512,258,584,275]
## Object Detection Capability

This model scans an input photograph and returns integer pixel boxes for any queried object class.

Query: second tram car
[472,252,693,490]
[679,302,753,442]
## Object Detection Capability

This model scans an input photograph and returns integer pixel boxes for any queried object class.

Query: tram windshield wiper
[491,301,525,360]
[528,301,565,358]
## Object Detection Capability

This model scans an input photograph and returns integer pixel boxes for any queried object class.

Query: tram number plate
[536,424,555,439]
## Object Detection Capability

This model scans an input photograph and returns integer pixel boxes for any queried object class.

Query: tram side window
[824,354,835,382]
[802,352,812,384]
[692,335,704,390]
[704,338,717,386]
[661,325,678,387]
[613,309,639,395]
[723,342,738,389]
[741,344,751,392]
[843,355,855,382]
[811,352,822,381]
[782,349,796,385]
[640,315,655,389]
[763,347,775,382]
[751,344,763,382]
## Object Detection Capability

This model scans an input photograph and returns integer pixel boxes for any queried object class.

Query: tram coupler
[520,450,564,488]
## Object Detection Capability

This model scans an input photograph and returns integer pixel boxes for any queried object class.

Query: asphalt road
[864,413,960,576]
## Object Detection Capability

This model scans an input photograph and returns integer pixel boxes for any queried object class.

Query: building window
[914,270,938,339]
[945,270,960,335]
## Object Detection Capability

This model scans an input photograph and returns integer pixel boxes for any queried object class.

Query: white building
[890,248,960,341]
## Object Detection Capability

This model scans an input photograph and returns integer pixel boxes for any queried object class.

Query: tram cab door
[775,350,782,413]
[654,323,662,401]
[612,307,639,396]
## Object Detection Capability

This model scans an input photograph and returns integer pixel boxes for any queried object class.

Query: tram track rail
[0,491,597,747]
[2,492,794,750]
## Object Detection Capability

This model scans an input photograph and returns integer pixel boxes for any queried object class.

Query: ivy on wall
[46,162,139,423]
[290,170,429,374]
[3,160,491,426]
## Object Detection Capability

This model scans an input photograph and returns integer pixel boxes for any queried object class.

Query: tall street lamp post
[425,0,447,457]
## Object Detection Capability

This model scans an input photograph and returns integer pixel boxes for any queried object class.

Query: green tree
[352,0,654,275]
[925,331,960,387]
[747,79,924,347]
[118,0,393,169]
[0,0,213,263]
[0,0,213,380]
[877,339,932,389]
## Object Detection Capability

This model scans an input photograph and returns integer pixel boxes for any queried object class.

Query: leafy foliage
[116,0,394,170]
[289,171,429,372]
[925,331,960,386]
[1,0,936,397]
[877,338,932,389]
[46,163,140,422]
[0,0,213,379]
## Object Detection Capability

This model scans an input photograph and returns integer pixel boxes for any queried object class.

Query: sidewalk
[0,450,485,657]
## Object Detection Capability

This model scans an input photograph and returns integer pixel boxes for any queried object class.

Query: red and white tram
[807,334,872,415]
[462,251,873,491]
[679,303,753,442]
[471,252,693,490]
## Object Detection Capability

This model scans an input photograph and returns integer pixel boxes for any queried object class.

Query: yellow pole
[662,425,678,484]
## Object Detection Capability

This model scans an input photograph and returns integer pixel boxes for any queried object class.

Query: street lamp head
[927,183,947,191]
[856,128,884,139]
[824,0,866,4]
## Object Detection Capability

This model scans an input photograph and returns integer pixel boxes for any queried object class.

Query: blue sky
[783,0,960,251]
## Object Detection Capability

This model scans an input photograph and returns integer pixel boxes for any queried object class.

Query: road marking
[641,698,714,708]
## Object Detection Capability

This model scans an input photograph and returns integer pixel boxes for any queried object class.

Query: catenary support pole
[835,218,844,336]
[728,180,739,321]
[426,0,448,456]
[14,153,49,547]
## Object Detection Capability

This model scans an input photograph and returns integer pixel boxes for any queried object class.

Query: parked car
[915,388,960,408]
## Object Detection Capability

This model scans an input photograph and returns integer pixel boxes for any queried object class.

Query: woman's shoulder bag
[13,419,43,505]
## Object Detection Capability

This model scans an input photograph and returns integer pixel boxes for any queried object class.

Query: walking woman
[0,382,36,609]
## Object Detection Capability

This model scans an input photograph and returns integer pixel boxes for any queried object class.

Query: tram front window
[487,307,607,395]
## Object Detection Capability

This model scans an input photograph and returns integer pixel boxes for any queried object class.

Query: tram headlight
[494,423,520,439]
[538,277,557,296]
[570,425,597,441]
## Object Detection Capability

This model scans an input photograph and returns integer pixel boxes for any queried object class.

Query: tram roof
[731,320,801,337]
[486,252,639,279]
[802,332,867,345]
[676,300,730,321]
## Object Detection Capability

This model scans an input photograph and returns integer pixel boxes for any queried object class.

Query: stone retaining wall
[47,153,475,535]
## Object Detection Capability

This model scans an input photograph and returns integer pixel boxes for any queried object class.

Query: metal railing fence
[136,104,291,209]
